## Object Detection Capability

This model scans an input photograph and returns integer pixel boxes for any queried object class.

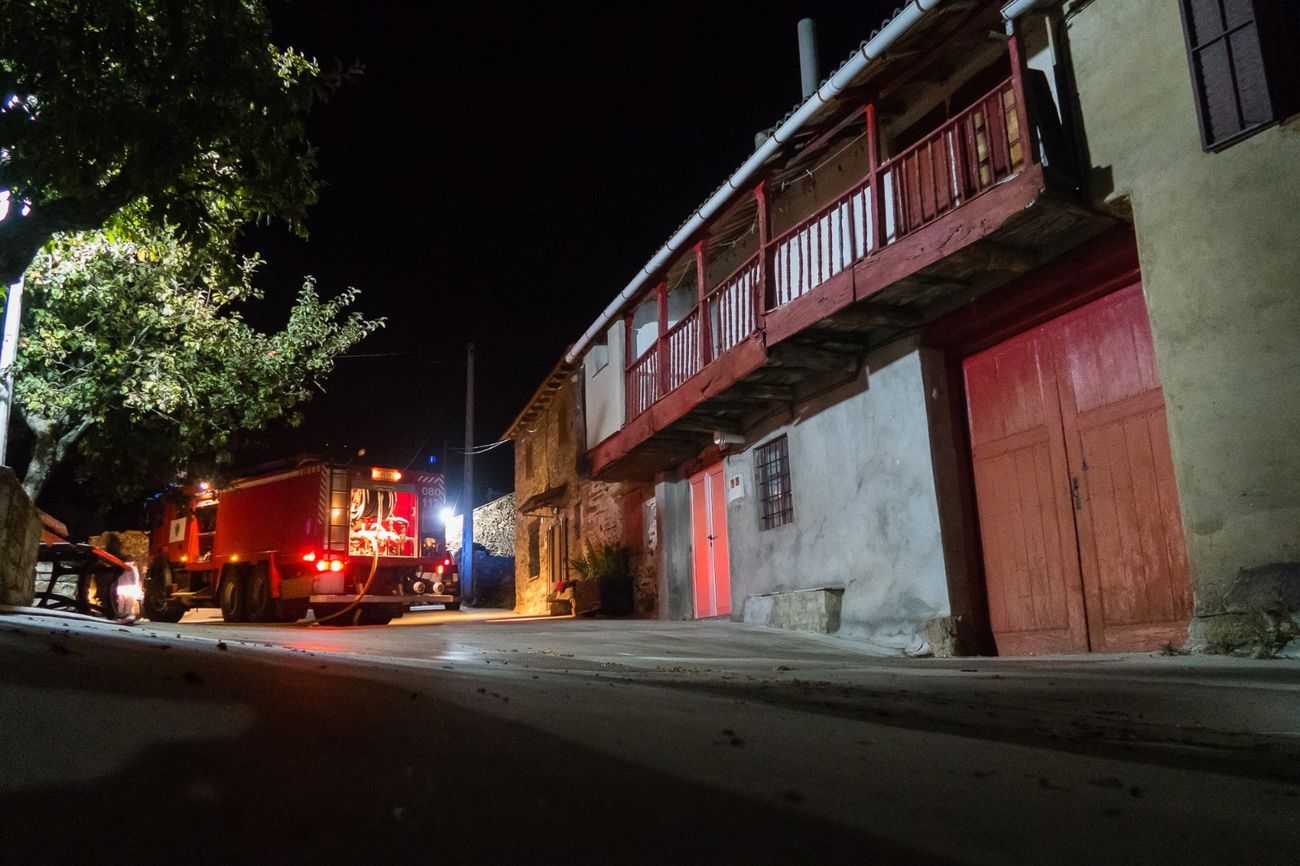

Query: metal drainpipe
[1001,0,1051,22]
[563,0,946,366]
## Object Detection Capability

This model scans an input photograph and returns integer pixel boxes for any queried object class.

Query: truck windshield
[348,486,417,557]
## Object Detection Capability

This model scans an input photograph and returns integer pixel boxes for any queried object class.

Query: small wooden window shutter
[1179,0,1300,150]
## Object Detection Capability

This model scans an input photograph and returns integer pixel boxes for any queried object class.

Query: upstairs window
[1179,0,1300,150]
[754,436,794,531]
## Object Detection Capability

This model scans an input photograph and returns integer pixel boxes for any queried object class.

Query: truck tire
[444,601,462,611]
[142,558,185,624]
[245,564,275,622]
[219,571,247,622]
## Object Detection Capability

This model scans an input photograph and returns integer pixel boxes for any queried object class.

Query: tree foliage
[13,226,383,500]
[0,0,352,284]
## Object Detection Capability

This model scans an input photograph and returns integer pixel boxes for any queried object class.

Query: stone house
[510,0,1300,655]
[505,360,658,617]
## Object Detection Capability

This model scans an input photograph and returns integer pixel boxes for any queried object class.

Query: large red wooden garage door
[963,283,1191,654]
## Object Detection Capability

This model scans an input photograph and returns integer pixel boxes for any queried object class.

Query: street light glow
[439,507,454,524]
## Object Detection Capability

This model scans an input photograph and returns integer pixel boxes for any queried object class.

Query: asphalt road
[2,606,1298,864]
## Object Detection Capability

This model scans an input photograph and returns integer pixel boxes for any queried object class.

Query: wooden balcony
[591,73,1115,481]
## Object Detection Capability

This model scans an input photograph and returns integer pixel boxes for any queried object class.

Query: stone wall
[511,370,649,617]
[446,494,515,557]
[88,530,151,568]
[0,467,41,606]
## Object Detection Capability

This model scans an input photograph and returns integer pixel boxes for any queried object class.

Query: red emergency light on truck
[145,459,460,625]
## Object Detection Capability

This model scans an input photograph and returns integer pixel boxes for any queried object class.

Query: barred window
[754,436,794,530]
[1179,0,1300,151]
[527,520,540,578]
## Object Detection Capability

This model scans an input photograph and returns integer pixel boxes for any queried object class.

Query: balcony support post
[1006,17,1037,167]
[693,238,711,367]
[623,313,634,421]
[755,181,772,319]
[865,103,885,253]
[656,280,669,400]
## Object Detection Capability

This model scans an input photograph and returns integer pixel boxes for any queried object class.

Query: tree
[0,0,351,285]
[12,226,383,501]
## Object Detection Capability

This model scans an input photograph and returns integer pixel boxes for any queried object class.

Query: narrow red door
[689,463,731,618]
[964,282,1191,654]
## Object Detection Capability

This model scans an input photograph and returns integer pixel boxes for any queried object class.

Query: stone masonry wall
[0,467,41,606]
[471,494,515,556]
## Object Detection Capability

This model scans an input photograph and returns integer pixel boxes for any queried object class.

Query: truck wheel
[219,572,247,623]
[444,601,462,612]
[245,564,275,622]
[142,559,185,623]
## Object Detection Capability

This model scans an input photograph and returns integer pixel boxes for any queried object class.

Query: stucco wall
[723,341,951,651]
[1067,0,1300,638]
[656,478,693,621]
[584,321,625,449]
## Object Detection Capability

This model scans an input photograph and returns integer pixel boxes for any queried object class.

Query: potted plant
[568,541,633,616]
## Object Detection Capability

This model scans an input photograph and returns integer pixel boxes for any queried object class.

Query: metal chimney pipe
[798,18,820,99]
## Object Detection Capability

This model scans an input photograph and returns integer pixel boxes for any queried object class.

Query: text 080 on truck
[145,460,460,625]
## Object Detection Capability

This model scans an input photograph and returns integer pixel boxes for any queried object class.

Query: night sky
[60,1,901,528]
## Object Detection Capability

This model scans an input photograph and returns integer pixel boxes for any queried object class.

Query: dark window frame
[754,435,794,531]
[1179,0,1300,151]
[527,520,540,579]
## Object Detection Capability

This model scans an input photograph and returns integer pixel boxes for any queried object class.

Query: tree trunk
[21,414,58,502]
[19,411,89,502]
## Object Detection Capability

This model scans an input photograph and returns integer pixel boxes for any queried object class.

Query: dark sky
[232,1,897,510]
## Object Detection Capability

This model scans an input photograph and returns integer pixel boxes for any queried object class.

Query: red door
[964,284,1191,654]
[689,463,732,618]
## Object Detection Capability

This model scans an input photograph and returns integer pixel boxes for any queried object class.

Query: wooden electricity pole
[461,341,475,603]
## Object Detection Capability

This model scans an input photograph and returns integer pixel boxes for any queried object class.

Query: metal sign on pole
[461,341,475,603]
[0,276,25,467]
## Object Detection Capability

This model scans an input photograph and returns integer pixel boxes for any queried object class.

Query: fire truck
[145,459,460,625]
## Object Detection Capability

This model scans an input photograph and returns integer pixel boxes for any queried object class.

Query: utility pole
[0,276,24,467]
[461,341,475,604]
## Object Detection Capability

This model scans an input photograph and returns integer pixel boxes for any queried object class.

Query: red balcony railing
[884,78,1023,240]
[705,255,760,359]
[665,310,700,392]
[626,345,659,420]
[624,75,1030,419]
[773,183,873,307]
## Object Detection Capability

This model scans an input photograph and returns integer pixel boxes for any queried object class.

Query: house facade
[506,361,659,617]
[513,0,1300,655]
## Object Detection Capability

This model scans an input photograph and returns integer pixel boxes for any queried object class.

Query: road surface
[2,606,1298,864]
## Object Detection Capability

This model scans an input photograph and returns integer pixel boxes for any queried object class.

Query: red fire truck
[145,459,460,625]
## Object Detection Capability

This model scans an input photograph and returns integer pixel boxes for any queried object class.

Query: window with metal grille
[1179,0,1300,151]
[527,520,540,578]
[754,436,794,530]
